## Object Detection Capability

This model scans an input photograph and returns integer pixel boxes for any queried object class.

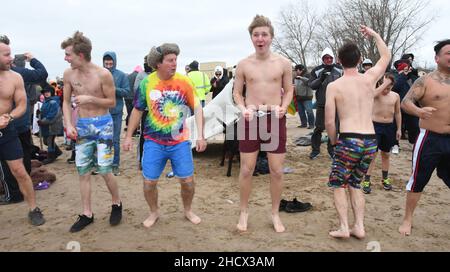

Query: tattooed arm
[401,76,436,120]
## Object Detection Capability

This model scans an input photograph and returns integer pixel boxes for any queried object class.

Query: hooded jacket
[11,58,48,133]
[308,48,343,107]
[103,51,130,115]
[39,95,63,137]
[210,66,230,99]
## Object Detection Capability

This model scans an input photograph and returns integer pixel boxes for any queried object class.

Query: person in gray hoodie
[103,52,130,176]
[308,48,343,160]
[294,64,314,129]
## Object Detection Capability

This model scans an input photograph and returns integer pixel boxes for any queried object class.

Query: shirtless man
[325,26,391,239]
[363,73,402,194]
[0,35,45,226]
[399,39,450,236]
[61,31,122,233]
[233,15,293,233]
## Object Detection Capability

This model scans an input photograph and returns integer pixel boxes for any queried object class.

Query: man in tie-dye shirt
[123,43,207,228]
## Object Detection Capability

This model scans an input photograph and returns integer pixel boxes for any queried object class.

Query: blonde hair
[248,15,274,37]
[61,31,92,62]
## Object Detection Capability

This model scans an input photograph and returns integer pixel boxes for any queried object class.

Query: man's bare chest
[70,76,102,96]
[0,78,14,100]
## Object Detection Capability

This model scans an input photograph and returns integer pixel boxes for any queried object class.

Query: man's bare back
[373,90,400,123]
[63,63,114,118]
[327,74,376,134]
[238,53,291,109]
[403,71,450,134]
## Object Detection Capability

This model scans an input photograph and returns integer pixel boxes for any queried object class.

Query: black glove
[320,71,330,81]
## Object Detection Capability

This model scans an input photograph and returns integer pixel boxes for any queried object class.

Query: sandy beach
[0,115,449,252]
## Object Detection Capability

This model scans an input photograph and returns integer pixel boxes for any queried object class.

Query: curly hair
[61,31,92,62]
[147,43,180,69]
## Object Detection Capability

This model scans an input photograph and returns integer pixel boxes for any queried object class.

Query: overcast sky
[1,0,448,79]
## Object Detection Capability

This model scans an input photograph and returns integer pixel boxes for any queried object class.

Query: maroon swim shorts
[238,115,286,154]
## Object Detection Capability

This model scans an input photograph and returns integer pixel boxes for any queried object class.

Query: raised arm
[361,25,391,85]
[374,75,393,97]
[401,75,436,119]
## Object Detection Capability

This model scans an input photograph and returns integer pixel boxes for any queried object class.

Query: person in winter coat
[210,65,229,99]
[38,85,63,165]
[294,64,314,129]
[308,48,343,159]
[103,51,130,176]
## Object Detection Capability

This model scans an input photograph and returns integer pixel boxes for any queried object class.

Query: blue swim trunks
[141,140,194,180]
[75,114,114,176]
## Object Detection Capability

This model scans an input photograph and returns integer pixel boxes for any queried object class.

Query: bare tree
[273,0,320,66]
[317,0,436,64]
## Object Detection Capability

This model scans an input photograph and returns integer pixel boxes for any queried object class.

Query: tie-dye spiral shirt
[134,72,199,145]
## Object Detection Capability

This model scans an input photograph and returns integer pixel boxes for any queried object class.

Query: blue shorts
[75,114,114,176]
[142,140,194,180]
[374,121,396,152]
[0,125,23,161]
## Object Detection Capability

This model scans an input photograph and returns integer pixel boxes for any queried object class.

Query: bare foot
[236,211,248,232]
[350,226,366,239]
[329,228,350,239]
[185,211,201,225]
[399,220,412,236]
[143,212,159,228]
[271,214,286,233]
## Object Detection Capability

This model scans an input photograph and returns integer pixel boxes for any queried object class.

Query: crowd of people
[0,14,449,241]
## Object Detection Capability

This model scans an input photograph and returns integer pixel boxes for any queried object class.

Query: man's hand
[396,129,402,141]
[383,75,393,85]
[360,25,378,39]
[419,107,437,120]
[74,95,92,106]
[66,125,78,140]
[243,105,256,121]
[122,136,133,151]
[37,120,43,126]
[0,115,9,129]
[24,52,34,62]
[196,139,207,153]
[274,105,287,119]
[399,67,411,76]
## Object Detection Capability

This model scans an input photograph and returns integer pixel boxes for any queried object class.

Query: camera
[13,54,26,67]
[14,54,26,61]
